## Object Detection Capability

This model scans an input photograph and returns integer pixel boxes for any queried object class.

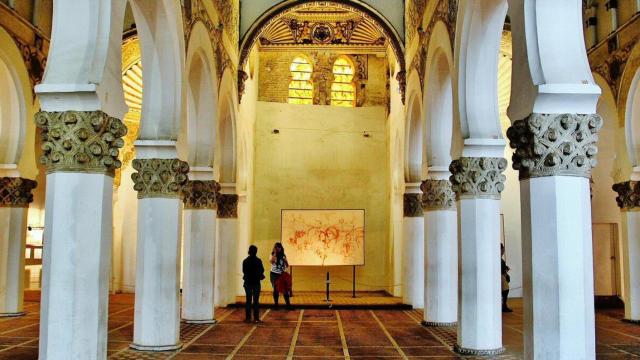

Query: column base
[183,318,217,324]
[0,312,25,318]
[622,318,640,325]
[453,344,505,356]
[129,343,183,352]
[421,320,456,327]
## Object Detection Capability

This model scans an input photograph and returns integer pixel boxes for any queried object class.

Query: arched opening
[405,95,423,182]
[288,55,314,105]
[331,56,356,107]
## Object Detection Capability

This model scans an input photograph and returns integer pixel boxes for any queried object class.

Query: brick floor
[0,295,637,359]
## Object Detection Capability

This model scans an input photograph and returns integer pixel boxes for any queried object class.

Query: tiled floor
[0,296,639,359]
[235,291,405,307]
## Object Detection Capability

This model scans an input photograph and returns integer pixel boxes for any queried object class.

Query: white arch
[404,93,423,183]
[0,27,32,174]
[625,69,640,171]
[181,21,218,168]
[424,21,457,176]
[216,69,237,183]
[454,0,508,150]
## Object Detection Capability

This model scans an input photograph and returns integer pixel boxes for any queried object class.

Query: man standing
[501,243,513,312]
[243,245,265,323]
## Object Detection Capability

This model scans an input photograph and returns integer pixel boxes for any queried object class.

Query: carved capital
[131,159,190,199]
[403,193,423,217]
[612,181,640,210]
[0,177,37,208]
[507,113,603,179]
[35,111,127,176]
[217,194,238,218]
[183,180,221,210]
[449,157,507,200]
[420,180,455,211]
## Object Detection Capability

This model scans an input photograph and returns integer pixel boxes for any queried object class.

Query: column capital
[35,110,128,177]
[131,159,189,199]
[217,194,238,218]
[507,113,603,179]
[420,179,455,211]
[0,177,37,208]
[403,193,423,217]
[182,180,221,210]
[449,157,507,200]
[612,181,640,210]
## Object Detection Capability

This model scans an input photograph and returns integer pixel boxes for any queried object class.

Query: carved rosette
[131,159,190,199]
[420,180,455,211]
[612,181,640,210]
[35,111,127,176]
[217,194,238,219]
[449,157,507,200]
[506,113,603,179]
[183,180,221,210]
[0,177,37,208]
[403,193,423,217]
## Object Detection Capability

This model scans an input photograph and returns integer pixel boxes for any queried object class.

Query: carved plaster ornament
[507,113,603,179]
[217,193,238,218]
[449,157,507,200]
[420,179,455,210]
[403,193,423,217]
[35,111,128,177]
[396,70,407,105]
[238,70,249,103]
[612,181,640,210]
[183,180,221,210]
[0,177,37,208]
[131,159,190,199]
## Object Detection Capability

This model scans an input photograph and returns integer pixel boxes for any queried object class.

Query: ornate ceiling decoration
[257,4,386,51]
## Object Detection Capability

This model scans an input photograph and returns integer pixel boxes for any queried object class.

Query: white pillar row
[420,177,457,327]
[0,177,37,317]
[35,111,127,359]
[130,142,190,351]
[612,179,640,323]
[450,157,507,356]
[181,178,220,323]
[507,113,600,359]
[402,185,424,308]
[215,190,239,307]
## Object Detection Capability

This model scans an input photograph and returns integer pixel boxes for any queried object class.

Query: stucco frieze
[507,113,603,179]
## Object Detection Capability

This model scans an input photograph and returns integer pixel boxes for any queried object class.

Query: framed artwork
[281,209,365,266]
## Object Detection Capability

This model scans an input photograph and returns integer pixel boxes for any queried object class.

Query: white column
[450,157,506,356]
[0,177,36,317]
[421,178,457,326]
[35,111,127,360]
[130,142,189,351]
[182,178,219,323]
[613,180,640,323]
[215,190,238,307]
[402,187,424,308]
[508,113,601,359]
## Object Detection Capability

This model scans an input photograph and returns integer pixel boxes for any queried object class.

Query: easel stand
[325,272,333,306]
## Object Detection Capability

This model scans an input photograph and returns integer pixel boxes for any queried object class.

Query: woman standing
[270,242,291,308]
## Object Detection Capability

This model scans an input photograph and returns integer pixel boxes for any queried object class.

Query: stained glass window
[288,56,313,105]
[331,56,355,107]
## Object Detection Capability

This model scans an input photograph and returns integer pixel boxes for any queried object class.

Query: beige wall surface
[252,101,391,292]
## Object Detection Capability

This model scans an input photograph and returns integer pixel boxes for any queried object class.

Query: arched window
[288,55,313,105]
[331,56,355,107]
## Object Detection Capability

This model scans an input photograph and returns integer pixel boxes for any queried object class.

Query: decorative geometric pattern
[612,181,640,210]
[420,179,455,211]
[217,193,239,219]
[0,177,37,207]
[449,157,508,200]
[183,180,221,210]
[131,159,190,199]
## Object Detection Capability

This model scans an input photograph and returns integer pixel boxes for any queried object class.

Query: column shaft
[622,210,640,321]
[403,192,424,307]
[215,193,238,307]
[0,207,28,316]
[521,177,595,359]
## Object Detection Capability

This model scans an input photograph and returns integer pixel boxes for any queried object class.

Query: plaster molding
[35,111,127,177]
[612,181,640,210]
[420,179,455,211]
[403,193,423,217]
[0,177,37,208]
[131,158,190,199]
[449,157,507,200]
[507,113,603,179]
[217,193,238,218]
[183,180,221,210]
